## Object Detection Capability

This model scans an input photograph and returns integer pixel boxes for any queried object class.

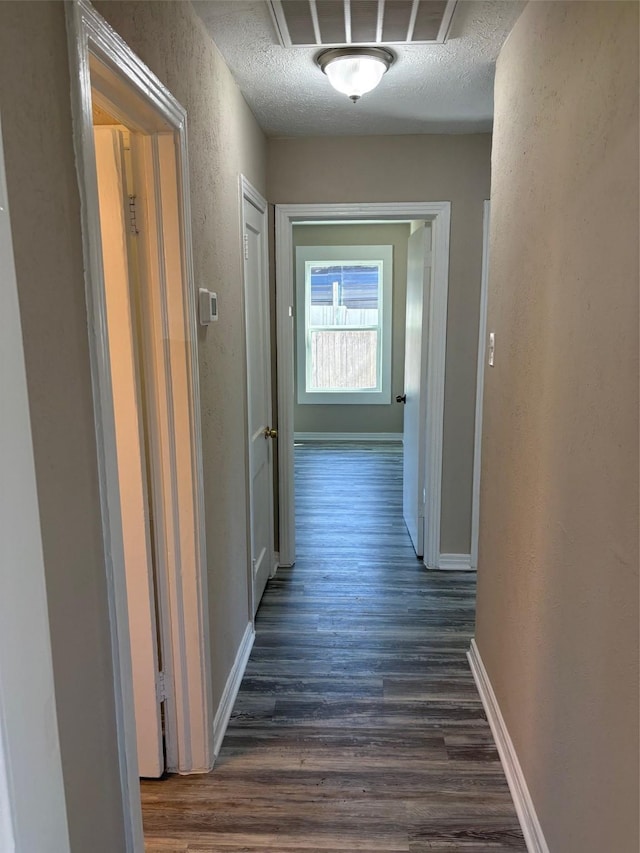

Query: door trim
[470,200,490,570]
[275,202,451,570]
[66,2,213,847]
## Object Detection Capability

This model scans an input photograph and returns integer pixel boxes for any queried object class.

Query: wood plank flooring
[142,442,525,852]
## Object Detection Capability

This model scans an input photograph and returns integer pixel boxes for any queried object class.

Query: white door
[94,127,164,778]
[401,224,432,557]
[243,187,275,615]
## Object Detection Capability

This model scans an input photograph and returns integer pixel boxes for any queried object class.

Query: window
[296,244,393,404]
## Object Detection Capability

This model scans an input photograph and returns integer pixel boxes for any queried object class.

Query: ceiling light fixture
[316,47,395,103]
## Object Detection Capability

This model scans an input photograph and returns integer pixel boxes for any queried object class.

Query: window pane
[309,329,378,391]
[309,263,380,327]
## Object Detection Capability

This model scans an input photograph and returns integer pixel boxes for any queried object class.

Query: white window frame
[296,244,393,405]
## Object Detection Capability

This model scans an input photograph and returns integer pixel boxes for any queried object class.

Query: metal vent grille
[268,0,457,47]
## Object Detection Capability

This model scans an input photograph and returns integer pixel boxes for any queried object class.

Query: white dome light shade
[317,48,394,102]
[325,55,386,100]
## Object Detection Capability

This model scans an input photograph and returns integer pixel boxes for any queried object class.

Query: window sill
[297,390,392,405]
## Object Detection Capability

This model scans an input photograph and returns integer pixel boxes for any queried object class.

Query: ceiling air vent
[268,0,457,47]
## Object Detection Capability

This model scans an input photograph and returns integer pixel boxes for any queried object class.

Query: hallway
[141,443,525,851]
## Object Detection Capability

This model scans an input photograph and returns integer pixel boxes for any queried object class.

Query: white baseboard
[270,553,279,578]
[467,639,550,853]
[212,621,255,759]
[439,553,474,571]
[294,431,402,442]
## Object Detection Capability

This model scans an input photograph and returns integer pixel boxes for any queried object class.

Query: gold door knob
[264,426,277,439]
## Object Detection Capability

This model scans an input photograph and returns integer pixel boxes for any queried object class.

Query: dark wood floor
[142,442,525,852]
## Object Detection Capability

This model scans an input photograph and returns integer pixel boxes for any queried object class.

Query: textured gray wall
[0,3,125,848]
[475,3,639,851]
[0,1,267,848]
[269,134,491,554]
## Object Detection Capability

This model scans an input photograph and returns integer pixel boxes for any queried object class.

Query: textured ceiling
[192,0,525,137]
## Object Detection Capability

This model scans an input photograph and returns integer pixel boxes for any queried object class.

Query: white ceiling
[192,0,525,137]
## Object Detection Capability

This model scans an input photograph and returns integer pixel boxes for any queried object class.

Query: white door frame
[66,2,213,849]
[0,112,71,853]
[470,200,491,569]
[275,201,451,570]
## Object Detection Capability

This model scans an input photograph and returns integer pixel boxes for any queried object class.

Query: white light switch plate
[488,332,495,366]
[199,288,218,324]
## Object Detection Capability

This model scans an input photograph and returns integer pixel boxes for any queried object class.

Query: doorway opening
[275,203,451,572]
[290,219,432,558]
[93,115,168,781]
[68,2,212,848]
